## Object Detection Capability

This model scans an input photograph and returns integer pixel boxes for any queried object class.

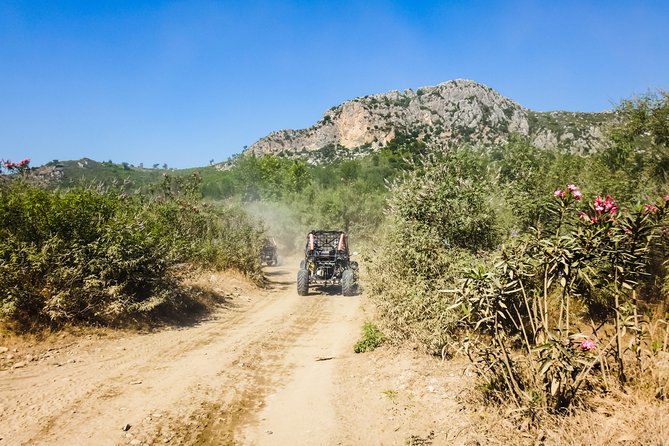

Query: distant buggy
[260,237,278,266]
[297,230,358,296]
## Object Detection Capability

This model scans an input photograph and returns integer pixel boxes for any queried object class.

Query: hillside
[33,158,172,187]
[246,79,612,162]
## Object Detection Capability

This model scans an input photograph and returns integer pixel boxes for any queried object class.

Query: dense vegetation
[365,91,669,419]
[0,170,263,330]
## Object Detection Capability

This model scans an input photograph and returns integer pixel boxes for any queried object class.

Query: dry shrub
[366,151,499,354]
[462,385,668,445]
[365,219,477,354]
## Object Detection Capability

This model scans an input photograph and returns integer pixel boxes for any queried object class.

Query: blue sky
[2,0,668,168]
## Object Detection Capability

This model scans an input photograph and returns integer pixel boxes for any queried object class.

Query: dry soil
[1,260,474,445]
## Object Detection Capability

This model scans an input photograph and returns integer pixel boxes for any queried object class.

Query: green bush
[367,149,500,353]
[354,321,385,353]
[0,174,264,329]
[459,187,669,412]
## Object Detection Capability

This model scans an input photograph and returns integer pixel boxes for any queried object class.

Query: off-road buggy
[260,237,278,266]
[296,230,358,296]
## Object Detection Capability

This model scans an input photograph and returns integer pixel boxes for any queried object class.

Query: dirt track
[1,261,472,445]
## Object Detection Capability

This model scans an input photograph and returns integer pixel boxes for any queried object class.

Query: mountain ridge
[246,79,611,162]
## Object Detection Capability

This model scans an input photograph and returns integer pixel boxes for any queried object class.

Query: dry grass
[463,393,668,445]
[461,375,669,445]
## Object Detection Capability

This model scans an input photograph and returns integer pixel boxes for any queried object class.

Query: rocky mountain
[246,79,612,162]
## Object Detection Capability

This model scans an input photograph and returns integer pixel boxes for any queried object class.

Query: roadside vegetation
[365,91,669,440]
[354,320,385,353]
[0,167,264,330]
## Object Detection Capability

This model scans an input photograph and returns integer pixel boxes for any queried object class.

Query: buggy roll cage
[304,231,349,281]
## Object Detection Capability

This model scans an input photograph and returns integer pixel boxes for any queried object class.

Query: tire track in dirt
[2,260,474,446]
[1,264,327,445]
[184,293,334,445]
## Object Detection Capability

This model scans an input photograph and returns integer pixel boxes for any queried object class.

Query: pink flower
[579,212,590,222]
[594,195,617,215]
[18,158,30,167]
[560,184,584,201]
[580,339,597,351]
[665,195,669,202]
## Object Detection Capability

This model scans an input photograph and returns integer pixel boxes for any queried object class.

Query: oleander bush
[459,187,669,413]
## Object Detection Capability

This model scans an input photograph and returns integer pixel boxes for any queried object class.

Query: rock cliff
[246,79,610,162]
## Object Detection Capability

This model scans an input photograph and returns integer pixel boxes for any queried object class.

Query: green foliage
[54,159,164,189]
[366,92,669,412]
[220,154,312,201]
[459,189,669,412]
[0,174,263,329]
[387,148,501,253]
[368,149,500,353]
[354,321,385,353]
[605,90,669,186]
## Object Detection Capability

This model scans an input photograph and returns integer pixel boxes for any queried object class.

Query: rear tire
[297,268,309,296]
[342,269,355,296]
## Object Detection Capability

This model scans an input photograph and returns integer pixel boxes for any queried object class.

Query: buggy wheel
[297,268,309,296]
[299,260,306,270]
[342,269,356,296]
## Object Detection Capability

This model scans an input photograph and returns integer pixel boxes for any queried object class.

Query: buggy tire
[299,260,306,270]
[297,268,309,296]
[342,269,356,296]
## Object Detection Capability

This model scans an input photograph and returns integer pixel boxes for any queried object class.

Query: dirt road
[1,261,473,445]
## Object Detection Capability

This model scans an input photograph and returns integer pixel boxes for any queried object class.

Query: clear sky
[2,0,668,168]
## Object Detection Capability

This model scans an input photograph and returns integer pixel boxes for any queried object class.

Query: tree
[607,90,669,183]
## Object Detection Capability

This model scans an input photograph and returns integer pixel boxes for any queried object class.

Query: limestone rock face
[246,79,609,160]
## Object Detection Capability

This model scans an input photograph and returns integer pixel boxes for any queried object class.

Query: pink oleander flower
[554,189,565,198]
[579,211,590,222]
[18,158,30,167]
[594,195,617,215]
[664,195,669,202]
[563,184,583,201]
[580,339,597,351]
